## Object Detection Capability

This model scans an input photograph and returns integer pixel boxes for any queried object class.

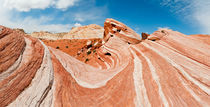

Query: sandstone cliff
[30,24,103,40]
[63,24,104,39]
[0,19,210,107]
[30,31,67,40]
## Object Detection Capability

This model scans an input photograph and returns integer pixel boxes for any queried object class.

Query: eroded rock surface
[0,19,210,107]
[30,31,68,40]
[63,24,104,39]
[30,24,104,40]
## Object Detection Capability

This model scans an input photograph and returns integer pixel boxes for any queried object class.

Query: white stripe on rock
[142,42,210,95]
[130,49,151,107]
[133,46,169,107]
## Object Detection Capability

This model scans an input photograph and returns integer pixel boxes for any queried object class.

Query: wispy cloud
[56,0,79,10]
[74,6,108,24]
[160,0,210,34]
[74,23,82,27]
[3,0,79,12]
[0,0,79,33]
[0,0,108,33]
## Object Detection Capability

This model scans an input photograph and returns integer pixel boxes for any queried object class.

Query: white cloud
[0,1,72,33]
[74,12,102,22]
[74,23,82,27]
[74,14,85,22]
[56,0,79,9]
[14,17,72,33]
[0,14,72,33]
[0,0,107,33]
[160,0,210,34]
[75,12,101,22]
[74,6,107,23]
[3,0,52,12]
[3,0,79,12]
[192,0,210,34]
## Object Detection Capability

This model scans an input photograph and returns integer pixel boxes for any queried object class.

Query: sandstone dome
[0,18,209,107]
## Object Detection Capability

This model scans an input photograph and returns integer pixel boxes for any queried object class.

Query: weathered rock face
[30,24,104,40]
[0,19,210,107]
[103,18,141,44]
[63,24,104,39]
[13,28,25,34]
[30,31,68,40]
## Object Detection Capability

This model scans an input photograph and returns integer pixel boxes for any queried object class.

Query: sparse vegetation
[93,49,96,53]
[85,58,89,62]
[105,52,111,56]
[66,46,69,48]
[56,46,59,49]
[111,24,116,27]
[87,44,92,49]
[87,51,91,55]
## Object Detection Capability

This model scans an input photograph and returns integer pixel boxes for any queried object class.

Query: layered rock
[62,24,104,39]
[0,19,210,107]
[30,31,67,40]
[30,24,104,40]
[13,28,25,34]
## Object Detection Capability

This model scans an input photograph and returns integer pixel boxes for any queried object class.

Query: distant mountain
[30,24,104,40]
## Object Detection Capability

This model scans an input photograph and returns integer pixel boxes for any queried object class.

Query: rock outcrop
[0,19,210,107]
[63,24,104,39]
[30,31,67,40]
[30,24,104,40]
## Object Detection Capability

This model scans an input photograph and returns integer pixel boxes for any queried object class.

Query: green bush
[85,58,89,62]
[87,51,91,55]
[93,49,96,53]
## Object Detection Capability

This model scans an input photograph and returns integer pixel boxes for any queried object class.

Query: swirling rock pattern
[0,19,209,107]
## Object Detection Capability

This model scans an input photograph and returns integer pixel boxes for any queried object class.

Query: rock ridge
[0,19,210,107]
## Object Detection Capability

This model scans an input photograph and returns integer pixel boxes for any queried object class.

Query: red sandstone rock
[0,19,210,107]
[141,32,149,40]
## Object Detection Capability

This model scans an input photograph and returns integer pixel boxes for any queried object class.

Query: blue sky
[0,0,210,34]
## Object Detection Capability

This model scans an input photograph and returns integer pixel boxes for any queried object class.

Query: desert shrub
[93,49,96,53]
[56,46,59,49]
[151,39,156,41]
[87,44,92,49]
[87,51,91,55]
[105,52,111,56]
[111,24,116,27]
[117,29,121,32]
[66,46,69,48]
[85,58,89,62]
